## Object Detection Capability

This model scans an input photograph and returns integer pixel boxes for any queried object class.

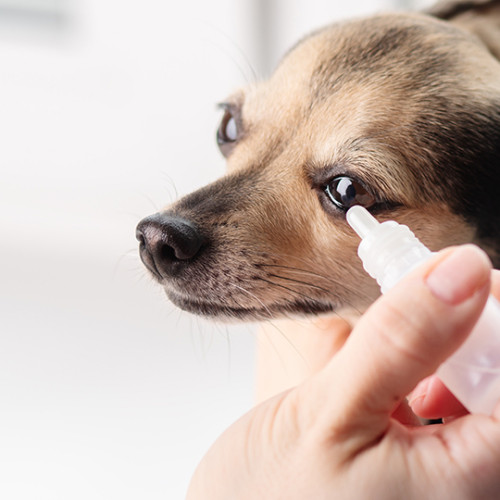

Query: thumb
[303,245,491,447]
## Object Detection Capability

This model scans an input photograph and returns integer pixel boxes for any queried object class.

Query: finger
[303,245,491,448]
[409,375,467,419]
[491,269,500,299]
[391,399,422,426]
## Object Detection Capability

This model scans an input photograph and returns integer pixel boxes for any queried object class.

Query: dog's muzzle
[136,213,204,280]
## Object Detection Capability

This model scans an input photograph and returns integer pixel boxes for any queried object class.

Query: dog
[136,0,500,325]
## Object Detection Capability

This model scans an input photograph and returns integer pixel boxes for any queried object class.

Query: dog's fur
[137,0,500,323]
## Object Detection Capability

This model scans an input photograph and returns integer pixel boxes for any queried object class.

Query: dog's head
[137,1,500,321]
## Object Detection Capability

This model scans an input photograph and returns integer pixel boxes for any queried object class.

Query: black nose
[136,213,204,279]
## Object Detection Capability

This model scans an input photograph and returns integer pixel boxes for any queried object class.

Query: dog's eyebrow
[216,90,245,112]
[216,101,232,110]
[216,99,243,113]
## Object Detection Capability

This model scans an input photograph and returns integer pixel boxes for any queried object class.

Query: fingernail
[425,245,491,305]
[408,378,430,407]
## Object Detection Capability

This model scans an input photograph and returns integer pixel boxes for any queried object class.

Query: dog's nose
[136,213,204,279]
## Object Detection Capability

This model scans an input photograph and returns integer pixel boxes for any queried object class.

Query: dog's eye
[217,110,238,154]
[325,176,375,210]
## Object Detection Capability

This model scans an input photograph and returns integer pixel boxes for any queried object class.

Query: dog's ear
[427,0,500,59]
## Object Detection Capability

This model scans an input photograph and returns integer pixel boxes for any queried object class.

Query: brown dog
[137,0,500,324]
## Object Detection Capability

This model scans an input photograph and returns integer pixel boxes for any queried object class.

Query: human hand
[187,245,500,499]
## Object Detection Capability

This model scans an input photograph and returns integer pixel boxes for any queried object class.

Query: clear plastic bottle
[346,205,500,415]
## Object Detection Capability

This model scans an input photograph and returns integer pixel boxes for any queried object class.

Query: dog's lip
[165,288,264,319]
[164,287,336,320]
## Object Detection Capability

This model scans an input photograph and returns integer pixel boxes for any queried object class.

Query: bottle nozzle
[346,205,379,239]
[346,204,431,293]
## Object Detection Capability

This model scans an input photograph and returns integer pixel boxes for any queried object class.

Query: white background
[0,0,430,498]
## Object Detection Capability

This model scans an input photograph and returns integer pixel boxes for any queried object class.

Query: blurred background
[0,0,432,498]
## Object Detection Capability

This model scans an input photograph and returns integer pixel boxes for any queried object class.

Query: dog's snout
[136,213,204,279]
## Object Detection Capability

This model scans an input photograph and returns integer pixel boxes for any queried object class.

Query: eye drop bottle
[346,205,500,415]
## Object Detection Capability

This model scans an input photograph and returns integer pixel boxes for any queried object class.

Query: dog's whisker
[111,248,143,281]
[269,267,374,307]
[138,192,161,213]
[258,275,363,323]
[122,248,141,258]
[266,273,332,295]
[231,283,312,369]
[213,42,258,85]
[231,283,275,319]
[258,277,330,309]
[247,249,376,305]
[160,171,179,203]
[259,263,342,287]
[247,249,330,274]
[264,272,365,319]
[254,317,312,381]
[201,21,258,84]
[269,261,374,305]
[247,249,330,276]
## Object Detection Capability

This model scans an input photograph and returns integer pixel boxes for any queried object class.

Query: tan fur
[429,0,500,58]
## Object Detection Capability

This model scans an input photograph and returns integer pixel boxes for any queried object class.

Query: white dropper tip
[346,205,379,239]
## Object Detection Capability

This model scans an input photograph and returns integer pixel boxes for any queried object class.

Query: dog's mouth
[165,287,336,321]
